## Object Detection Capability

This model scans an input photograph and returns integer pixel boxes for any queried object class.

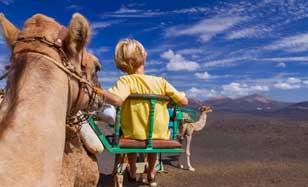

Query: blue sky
[1,0,308,102]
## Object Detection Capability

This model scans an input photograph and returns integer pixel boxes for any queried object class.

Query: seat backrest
[114,94,177,148]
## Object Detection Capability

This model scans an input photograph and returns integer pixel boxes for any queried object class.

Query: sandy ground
[97,113,308,186]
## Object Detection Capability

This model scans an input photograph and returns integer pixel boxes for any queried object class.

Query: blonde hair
[114,39,147,73]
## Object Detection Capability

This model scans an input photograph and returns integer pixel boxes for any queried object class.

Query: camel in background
[179,106,212,171]
[0,13,101,186]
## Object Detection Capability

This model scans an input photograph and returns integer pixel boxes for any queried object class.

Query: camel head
[0,13,91,73]
[81,50,101,84]
[0,14,103,186]
[199,106,213,113]
[0,13,101,113]
[80,50,103,111]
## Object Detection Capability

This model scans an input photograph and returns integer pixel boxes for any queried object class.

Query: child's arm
[164,79,189,107]
[178,96,188,106]
[94,87,123,106]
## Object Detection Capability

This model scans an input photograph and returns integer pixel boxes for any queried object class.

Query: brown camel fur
[179,106,212,171]
[0,13,100,187]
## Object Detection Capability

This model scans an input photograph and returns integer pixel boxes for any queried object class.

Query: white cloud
[66,4,83,11]
[286,77,301,84]
[145,68,161,73]
[225,27,270,40]
[0,27,5,45]
[165,16,245,42]
[0,55,8,63]
[274,77,302,90]
[105,8,162,18]
[274,82,301,90]
[0,55,9,71]
[0,37,4,45]
[303,80,308,85]
[91,21,120,35]
[161,50,174,59]
[89,46,110,55]
[104,5,209,18]
[276,62,286,68]
[265,33,308,52]
[114,6,139,14]
[227,28,257,39]
[0,0,13,5]
[171,7,209,14]
[161,49,200,71]
[98,71,122,85]
[147,43,179,54]
[261,56,308,62]
[176,48,203,55]
[195,72,211,79]
[222,82,269,97]
[148,60,163,65]
[186,87,217,99]
[203,56,252,68]
[99,77,117,84]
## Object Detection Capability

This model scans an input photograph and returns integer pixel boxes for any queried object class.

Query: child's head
[114,39,147,74]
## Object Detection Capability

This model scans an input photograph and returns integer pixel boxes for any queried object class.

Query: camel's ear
[65,13,90,57]
[0,13,20,48]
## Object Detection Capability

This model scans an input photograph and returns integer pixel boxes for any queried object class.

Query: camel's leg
[179,123,187,141]
[177,143,184,169]
[177,153,184,169]
[185,134,195,171]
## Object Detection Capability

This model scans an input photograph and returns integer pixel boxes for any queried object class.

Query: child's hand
[94,87,104,96]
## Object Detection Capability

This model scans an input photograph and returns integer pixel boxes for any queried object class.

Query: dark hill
[203,94,291,113]
[273,101,308,120]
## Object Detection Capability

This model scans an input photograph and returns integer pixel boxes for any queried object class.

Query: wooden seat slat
[119,138,182,148]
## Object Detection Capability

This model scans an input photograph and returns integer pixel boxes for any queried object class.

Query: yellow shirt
[108,74,185,140]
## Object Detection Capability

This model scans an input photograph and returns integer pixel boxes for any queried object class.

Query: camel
[0,51,101,187]
[179,106,212,171]
[0,13,101,186]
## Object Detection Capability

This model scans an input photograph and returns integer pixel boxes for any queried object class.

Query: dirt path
[97,113,308,186]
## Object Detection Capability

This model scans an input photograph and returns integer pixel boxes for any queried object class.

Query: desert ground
[97,112,308,187]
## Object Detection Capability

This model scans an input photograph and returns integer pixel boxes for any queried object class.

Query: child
[100,39,188,186]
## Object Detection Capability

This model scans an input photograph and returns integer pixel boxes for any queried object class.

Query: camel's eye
[95,64,101,72]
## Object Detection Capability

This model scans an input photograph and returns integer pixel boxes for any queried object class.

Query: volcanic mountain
[273,101,308,120]
[189,94,291,113]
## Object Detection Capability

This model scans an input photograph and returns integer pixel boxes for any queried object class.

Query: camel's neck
[193,111,208,131]
[0,53,69,186]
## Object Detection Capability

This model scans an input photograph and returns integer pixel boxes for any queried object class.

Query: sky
[1,0,308,102]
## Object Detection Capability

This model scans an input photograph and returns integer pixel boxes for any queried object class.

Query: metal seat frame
[88,94,184,154]
[87,94,197,186]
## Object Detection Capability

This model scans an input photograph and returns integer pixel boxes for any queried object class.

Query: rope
[0,71,9,81]
[37,53,95,88]
[12,36,105,95]
[9,35,106,126]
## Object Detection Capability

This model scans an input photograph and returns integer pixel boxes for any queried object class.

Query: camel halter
[10,26,103,121]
